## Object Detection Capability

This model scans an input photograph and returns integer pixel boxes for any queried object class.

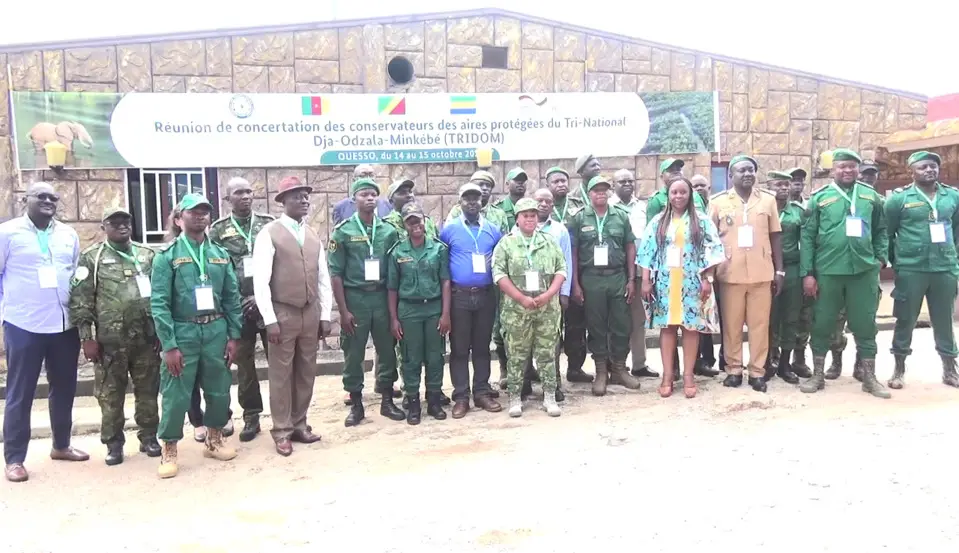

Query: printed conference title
[151,94,628,162]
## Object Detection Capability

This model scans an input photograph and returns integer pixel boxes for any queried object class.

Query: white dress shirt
[251,215,333,326]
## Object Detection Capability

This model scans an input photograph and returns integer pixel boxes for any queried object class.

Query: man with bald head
[1,182,86,482]
[332,164,392,225]
[207,176,276,442]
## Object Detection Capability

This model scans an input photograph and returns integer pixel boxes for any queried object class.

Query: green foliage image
[638,91,717,155]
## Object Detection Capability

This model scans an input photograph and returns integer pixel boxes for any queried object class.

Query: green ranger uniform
[69,211,159,448]
[387,211,450,398]
[384,209,438,240]
[152,198,244,442]
[550,194,585,225]
[646,187,707,225]
[329,182,401,394]
[769,199,804,363]
[492,196,521,230]
[208,211,274,425]
[799,149,889,397]
[885,150,959,387]
[492,199,566,404]
[569,176,641,393]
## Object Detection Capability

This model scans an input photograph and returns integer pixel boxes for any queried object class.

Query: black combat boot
[426,391,447,420]
[139,437,161,457]
[777,349,800,385]
[943,356,959,388]
[763,356,776,382]
[824,349,843,380]
[748,376,767,393]
[888,354,906,389]
[105,442,124,466]
[769,346,780,372]
[792,346,812,378]
[380,392,406,421]
[852,353,864,383]
[238,418,261,442]
[345,392,365,427]
[406,396,422,425]
[800,355,827,393]
[723,374,743,387]
[860,359,891,399]
[591,358,609,396]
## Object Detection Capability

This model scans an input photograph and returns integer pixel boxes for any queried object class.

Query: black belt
[348,284,384,292]
[400,297,441,304]
[452,284,491,292]
[583,267,625,276]
[176,313,223,324]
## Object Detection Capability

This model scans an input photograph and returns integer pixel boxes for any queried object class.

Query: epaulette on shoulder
[810,185,828,196]
[80,241,102,255]
[709,190,726,201]
[857,180,876,191]
[386,240,402,256]
[157,241,176,253]
[258,212,276,220]
[332,218,350,230]
[569,205,585,217]
[211,215,231,227]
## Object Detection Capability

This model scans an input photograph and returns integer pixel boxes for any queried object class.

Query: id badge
[195,285,215,311]
[38,265,58,289]
[135,274,152,298]
[471,253,487,274]
[737,225,754,248]
[594,245,609,267]
[364,258,381,281]
[930,222,947,244]
[845,216,863,238]
[666,246,681,268]
[241,256,254,278]
[524,270,540,292]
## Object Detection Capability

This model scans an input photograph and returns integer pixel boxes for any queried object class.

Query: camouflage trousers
[94,338,160,445]
[794,295,846,352]
[501,303,561,397]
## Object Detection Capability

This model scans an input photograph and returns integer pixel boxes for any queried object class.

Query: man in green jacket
[798,149,890,398]
[646,159,707,225]
[885,151,959,389]
[493,167,529,229]
[765,172,803,384]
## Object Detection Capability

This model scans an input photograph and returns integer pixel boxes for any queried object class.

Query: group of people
[1,149,956,484]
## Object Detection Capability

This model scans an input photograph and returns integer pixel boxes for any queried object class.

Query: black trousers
[700,281,726,369]
[449,285,496,402]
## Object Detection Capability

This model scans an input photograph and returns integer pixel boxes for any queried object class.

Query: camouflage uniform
[492,225,567,397]
[69,237,159,446]
[209,212,274,425]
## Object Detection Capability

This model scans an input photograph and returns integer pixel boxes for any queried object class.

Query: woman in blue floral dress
[637,177,724,398]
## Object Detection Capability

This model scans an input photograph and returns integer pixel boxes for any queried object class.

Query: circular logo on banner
[229,94,254,119]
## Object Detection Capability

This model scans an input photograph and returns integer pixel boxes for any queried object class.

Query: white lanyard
[917,185,939,220]
[829,183,859,215]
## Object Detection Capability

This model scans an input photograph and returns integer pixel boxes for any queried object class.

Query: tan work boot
[203,427,238,461]
[860,359,891,399]
[157,442,178,479]
[607,359,641,390]
[592,357,609,396]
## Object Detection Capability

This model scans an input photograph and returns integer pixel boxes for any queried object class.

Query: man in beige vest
[252,176,333,456]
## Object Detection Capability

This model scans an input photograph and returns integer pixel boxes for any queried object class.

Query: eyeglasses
[30,193,59,202]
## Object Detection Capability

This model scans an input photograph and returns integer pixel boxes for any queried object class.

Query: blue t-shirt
[439,216,503,287]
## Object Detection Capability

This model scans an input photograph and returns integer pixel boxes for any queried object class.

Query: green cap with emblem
[400,202,425,221]
[514,197,538,213]
[177,193,212,211]
[831,148,862,163]
[728,155,758,171]
[766,170,793,180]
[101,206,132,222]
[659,158,684,175]
[545,166,569,179]
[586,175,611,193]
[907,151,941,167]
[387,178,414,200]
[351,177,380,196]
[469,170,495,185]
[506,167,528,182]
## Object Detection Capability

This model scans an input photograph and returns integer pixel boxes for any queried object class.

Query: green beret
[831,148,862,163]
[659,158,684,175]
[586,175,611,193]
[514,198,538,213]
[907,151,941,167]
[178,193,212,212]
[728,155,758,171]
[351,178,380,196]
[766,170,793,180]
[545,166,569,179]
[387,179,414,200]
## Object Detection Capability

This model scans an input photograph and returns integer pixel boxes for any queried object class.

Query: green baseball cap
[101,206,132,222]
[514,198,538,213]
[831,148,862,163]
[177,193,212,212]
[351,177,380,196]
[545,166,569,179]
[907,151,941,167]
[659,158,684,175]
[586,175,611,192]
[506,167,528,182]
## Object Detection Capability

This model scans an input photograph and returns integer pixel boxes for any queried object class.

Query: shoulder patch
[72,266,89,282]
[172,256,193,266]
[858,193,875,201]
[903,201,925,209]
[209,257,230,264]
[396,256,414,264]
[328,239,338,253]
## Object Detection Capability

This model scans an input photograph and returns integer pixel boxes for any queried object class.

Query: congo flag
[378,95,407,115]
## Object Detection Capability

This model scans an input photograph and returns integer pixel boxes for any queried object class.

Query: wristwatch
[775,270,786,277]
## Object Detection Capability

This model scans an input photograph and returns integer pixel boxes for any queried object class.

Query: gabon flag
[301,96,328,116]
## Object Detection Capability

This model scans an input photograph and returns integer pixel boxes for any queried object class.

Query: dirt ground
[2,328,958,553]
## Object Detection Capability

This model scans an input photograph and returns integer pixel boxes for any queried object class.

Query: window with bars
[125,168,219,244]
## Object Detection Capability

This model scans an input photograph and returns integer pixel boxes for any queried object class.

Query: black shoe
[521,379,533,401]
[439,391,451,406]
[723,374,743,387]
[380,395,406,421]
[345,392,365,427]
[238,419,261,442]
[748,376,768,393]
[488,387,501,399]
[406,397,422,425]
[630,365,660,378]
[426,392,447,420]
[374,383,402,399]
[138,437,161,458]
[694,360,719,377]
[555,388,565,403]
[105,442,124,466]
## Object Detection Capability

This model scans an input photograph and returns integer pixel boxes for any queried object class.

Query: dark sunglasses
[31,193,60,202]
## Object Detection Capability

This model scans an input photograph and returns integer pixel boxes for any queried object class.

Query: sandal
[683,382,697,398]
[659,381,674,398]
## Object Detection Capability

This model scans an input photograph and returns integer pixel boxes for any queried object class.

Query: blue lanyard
[461,216,487,252]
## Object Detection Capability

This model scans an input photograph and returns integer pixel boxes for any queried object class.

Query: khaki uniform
[709,189,782,378]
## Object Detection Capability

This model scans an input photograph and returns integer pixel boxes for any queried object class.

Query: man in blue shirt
[440,183,504,418]
[0,182,88,483]
[331,164,392,224]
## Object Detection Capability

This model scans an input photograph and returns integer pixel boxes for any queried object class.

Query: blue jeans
[3,323,80,464]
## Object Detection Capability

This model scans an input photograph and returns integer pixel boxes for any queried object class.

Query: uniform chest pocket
[607,226,625,241]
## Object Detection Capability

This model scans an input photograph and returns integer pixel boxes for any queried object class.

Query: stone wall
[0,12,930,247]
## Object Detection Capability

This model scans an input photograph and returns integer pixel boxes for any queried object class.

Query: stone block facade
[0,11,930,249]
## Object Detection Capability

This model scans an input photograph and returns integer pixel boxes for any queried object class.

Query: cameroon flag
[301,96,328,116]
[378,96,406,115]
